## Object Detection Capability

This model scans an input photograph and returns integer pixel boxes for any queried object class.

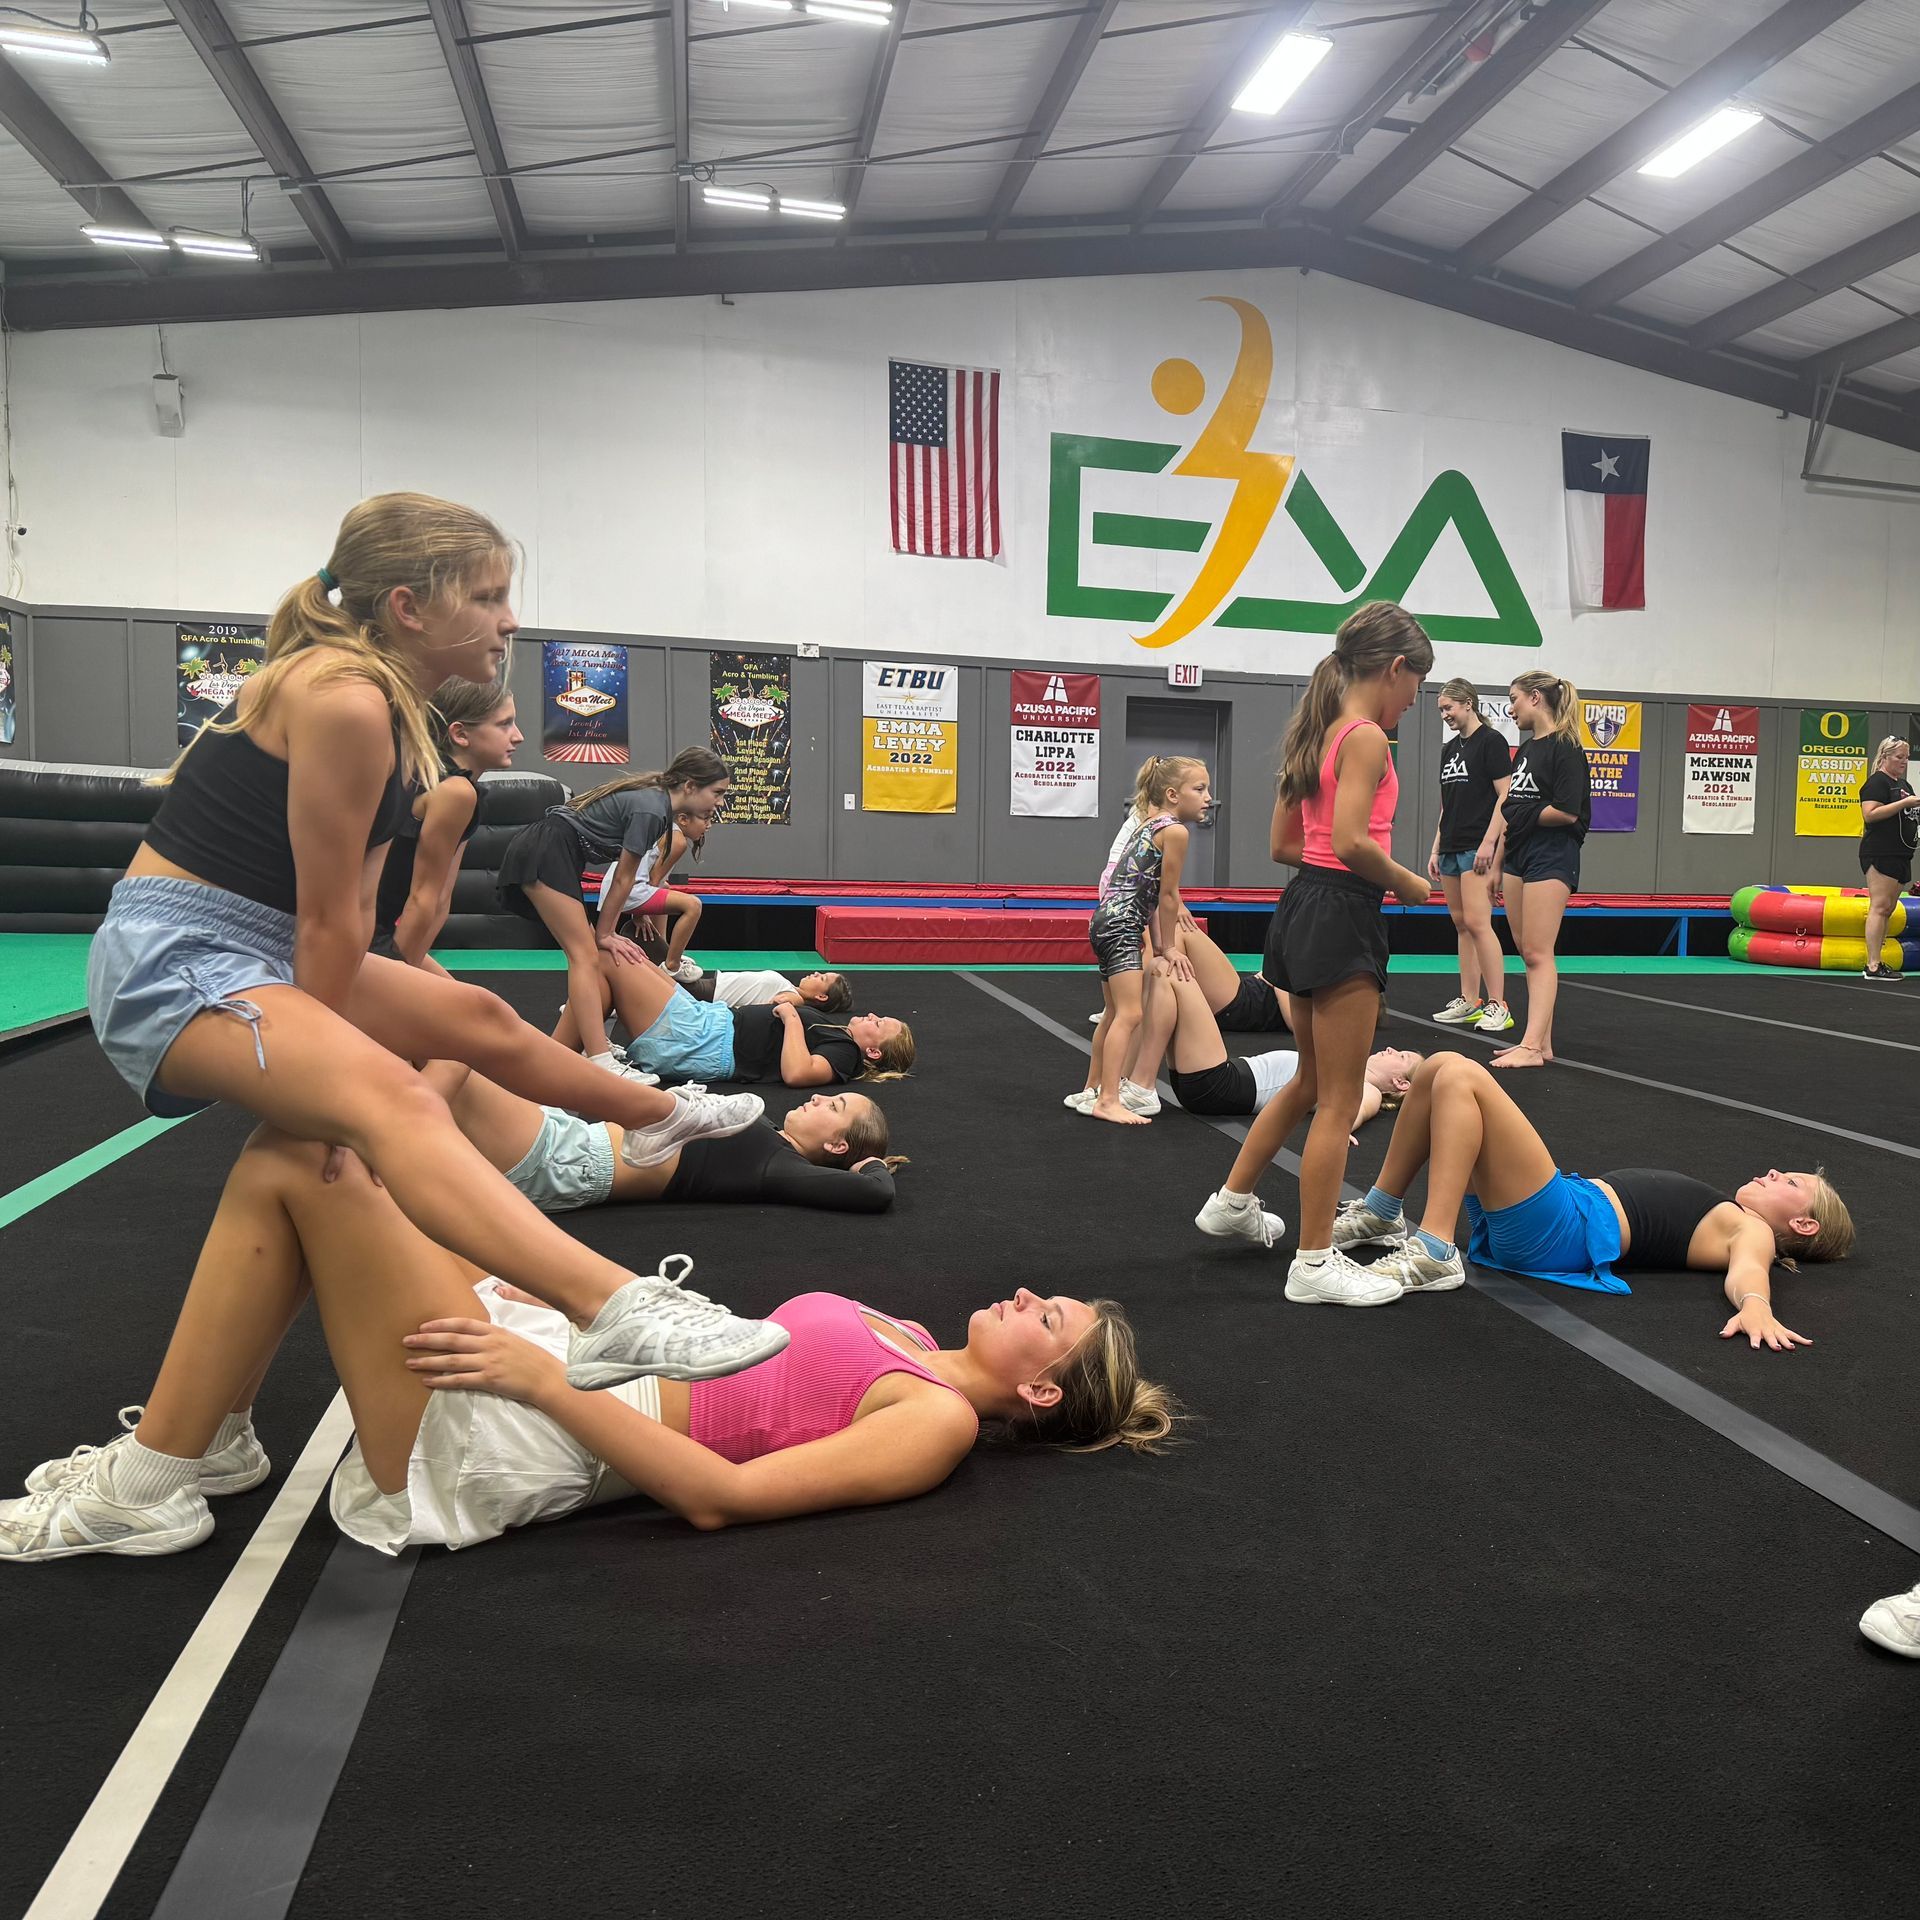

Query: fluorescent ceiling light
[806,0,892,22]
[1637,105,1763,178]
[81,224,167,251]
[172,230,262,260]
[705,0,794,13]
[1231,31,1332,115]
[704,185,774,211]
[780,195,846,221]
[0,22,110,63]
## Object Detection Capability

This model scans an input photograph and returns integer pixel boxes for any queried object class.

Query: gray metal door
[1123,697,1224,885]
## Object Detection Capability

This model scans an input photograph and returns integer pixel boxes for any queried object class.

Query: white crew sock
[213,1411,251,1450]
[101,1437,201,1506]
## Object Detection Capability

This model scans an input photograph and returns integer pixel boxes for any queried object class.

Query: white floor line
[24,1393,352,1920]
[1561,978,1920,1053]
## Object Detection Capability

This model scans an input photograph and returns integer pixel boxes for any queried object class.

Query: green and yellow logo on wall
[1047,296,1542,650]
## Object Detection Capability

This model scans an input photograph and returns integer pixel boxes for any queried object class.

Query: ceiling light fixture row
[1637,104,1764,178]
[702,184,844,221]
[81,224,263,262]
[705,0,893,26]
[0,8,109,64]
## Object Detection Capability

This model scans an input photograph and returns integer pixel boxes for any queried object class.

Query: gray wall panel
[31,615,131,764]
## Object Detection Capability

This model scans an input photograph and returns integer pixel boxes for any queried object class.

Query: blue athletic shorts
[87,875,297,1118]
[1465,1169,1630,1294]
[1436,849,1477,877]
[629,990,736,1082]
[1507,829,1582,891]
[505,1106,616,1213]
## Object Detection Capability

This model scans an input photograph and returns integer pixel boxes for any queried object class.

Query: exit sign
[1167,662,1203,688]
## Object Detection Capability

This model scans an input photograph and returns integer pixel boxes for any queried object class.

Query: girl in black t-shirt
[1486,670,1591,1070]
[1858,736,1919,980]
[1427,678,1513,1035]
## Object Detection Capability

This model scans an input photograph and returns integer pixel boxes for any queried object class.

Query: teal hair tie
[316,566,338,591]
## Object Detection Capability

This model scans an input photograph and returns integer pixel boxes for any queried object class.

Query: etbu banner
[1010,670,1099,817]
[1579,699,1640,832]
[862,660,958,813]
[1682,704,1758,835]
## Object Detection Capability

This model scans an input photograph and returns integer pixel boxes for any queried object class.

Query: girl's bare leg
[1124,974,1179,1092]
[1494,877,1568,1066]
[1084,982,1114,1097]
[1282,977,1374,1249]
[662,892,702,971]
[1225,997,1318,1193]
[1459,868,1505,1007]
[601,959,686,1060]
[550,973,612,1053]
[1864,867,1900,968]
[1181,924,1243,1014]
[1441,871,1479,1003]
[1092,972,1149,1125]
[1167,976,1231,1075]
[527,883,620,1064]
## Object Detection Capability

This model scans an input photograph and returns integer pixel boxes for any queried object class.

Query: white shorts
[714,969,794,1008]
[1247,1048,1301,1112]
[330,1279,660,1554]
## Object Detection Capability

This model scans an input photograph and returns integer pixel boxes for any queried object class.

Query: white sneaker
[0,1458,213,1563]
[1194,1188,1285,1247]
[1331,1198,1409,1252]
[1433,996,1482,1025]
[1063,1088,1098,1113]
[1473,1001,1515,1033]
[1087,1012,1102,1027]
[566,1253,790,1388]
[25,1405,269,1498]
[1119,1078,1161,1117]
[1370,1239,1466,1293]
[589,1051,659,1086]
[1284,1249,1404,1306]
[618,1086,764,1168]
[1860,1582,1920,1657]
[671,958,704,983]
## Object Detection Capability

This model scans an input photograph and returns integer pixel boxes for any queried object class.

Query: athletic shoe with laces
[1432,996,1482,1025]
[1472,1000,1515,1033]
[1119,1078,1161,1117]
[671,958,705,983]
[618,1086,764,1168]
[1862,966,1902,983]
[25,1405,269,1498]
[565,1253,789,1389]
[591,1051,660,1086]
[1859,1581,1920,1657]
[1284,1249,1404,1306]
[1369,1239,1466,1293]
[1194,1188,1286,1247]
[1331,1198,1409,1252]
[1063,1088,1098,1113]
[0,1456,213,1563]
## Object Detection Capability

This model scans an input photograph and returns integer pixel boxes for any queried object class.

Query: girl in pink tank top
[1195,603,1439,1311]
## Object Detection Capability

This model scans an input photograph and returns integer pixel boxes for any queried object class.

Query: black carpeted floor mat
[0,1022,153,1193]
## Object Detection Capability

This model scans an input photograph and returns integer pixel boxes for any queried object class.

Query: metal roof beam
[984,0,1118,237]
[1130,0,1314,229]
[1453,0,1868,274]
[1689,206,1920,348]
[426,0,525,259]
[1808,309,1920,380]
[841,0,908,221]
[1329,0,1612,232]
[671,0,690,249]
[164,0,354,267]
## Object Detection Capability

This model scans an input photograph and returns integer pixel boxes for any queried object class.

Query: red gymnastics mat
[815,906,1206,964]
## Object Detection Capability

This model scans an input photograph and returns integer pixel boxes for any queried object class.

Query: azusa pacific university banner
[176,622,265,748]
[1579,698,1640,832]
[543,641,629,765]
[1011,670,1099,817]
[710,652,791,824]
[1683,704,1758,836]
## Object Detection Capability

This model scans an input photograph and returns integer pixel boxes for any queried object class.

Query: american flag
[889,359,1001,559]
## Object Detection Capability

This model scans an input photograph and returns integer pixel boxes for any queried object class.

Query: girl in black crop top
[1335,1053,1853,1348]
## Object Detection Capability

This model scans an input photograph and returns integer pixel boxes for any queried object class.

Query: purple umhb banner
[1578,698,1640,833]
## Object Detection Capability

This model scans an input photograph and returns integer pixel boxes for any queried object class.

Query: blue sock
[1414,1227,1454,1260]
[1363,1186,1403,1221]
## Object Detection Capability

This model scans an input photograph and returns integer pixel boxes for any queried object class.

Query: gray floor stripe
[1561,977,1920,1054]
[961,972,1920,1557]
[149,1538,419,1920]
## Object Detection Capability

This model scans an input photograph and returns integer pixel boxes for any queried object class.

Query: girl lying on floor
[0,1131,1174,1561]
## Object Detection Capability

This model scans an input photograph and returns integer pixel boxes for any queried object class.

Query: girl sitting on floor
[625,805,709,983]
[1329,1053,1852,1336]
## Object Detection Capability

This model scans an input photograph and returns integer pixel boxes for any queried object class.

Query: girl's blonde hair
[1438,676,1480,712]
[1020,1300,1181,1456]
[1276,602,1434,808]
[568,745,730,815]
[828,1019,915,1082]
[838,1095,910,1174]
[1773,1172,1854,1268]
[1510,670,1582,742]
[1873,736,1909,769]
[156,492,513,791]
[1132,754,1207,820]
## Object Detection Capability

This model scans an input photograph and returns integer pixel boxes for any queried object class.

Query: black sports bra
[146,723,411,917]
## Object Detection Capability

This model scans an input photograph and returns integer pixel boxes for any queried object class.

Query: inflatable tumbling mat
[1729,885,1918,971]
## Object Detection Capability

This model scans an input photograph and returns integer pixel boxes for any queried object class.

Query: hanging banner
[709,651,791,825]
[542,641,629,765]
[0,608,14,746]
[176,622,265,749]
[1010,670,1100,817]
[1683,704,1759,835]
[862,660,958,813]
[1579,698,1640,832]
[1795,708,1868,837]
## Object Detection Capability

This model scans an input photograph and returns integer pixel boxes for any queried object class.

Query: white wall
[11,266,1920,701]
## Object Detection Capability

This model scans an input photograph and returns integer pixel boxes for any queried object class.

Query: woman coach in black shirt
[1859,736,1918,982]
[1427,679,1513,1034]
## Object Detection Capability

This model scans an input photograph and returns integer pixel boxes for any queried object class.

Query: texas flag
[1562,432,1648,610]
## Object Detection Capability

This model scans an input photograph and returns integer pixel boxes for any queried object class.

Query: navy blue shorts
[1507,828,1581,891]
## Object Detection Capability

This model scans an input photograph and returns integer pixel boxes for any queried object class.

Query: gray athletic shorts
[504,1106,616,1213]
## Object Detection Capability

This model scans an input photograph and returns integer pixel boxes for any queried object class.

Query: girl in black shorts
[1194,602,1433,1307]
[1858,737,1918,981]
[1487,670,1590,1068]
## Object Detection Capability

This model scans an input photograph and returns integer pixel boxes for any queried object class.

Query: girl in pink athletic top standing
[1195,603,1433,1306]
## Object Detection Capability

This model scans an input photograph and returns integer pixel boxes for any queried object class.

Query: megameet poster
[862,660,958,813]
[176,622,265,748]
[1010,670,1099,817]
[0,608,14,745]
[709,651,791,824]
[1579,698,1640,832]
[1795,708,1868,837]
[1682,704,1759,835]
[542,641,629,765]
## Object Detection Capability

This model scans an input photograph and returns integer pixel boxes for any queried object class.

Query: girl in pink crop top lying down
[0,1129,1178,1563]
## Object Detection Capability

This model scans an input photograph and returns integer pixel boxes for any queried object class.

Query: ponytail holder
[316,567,338,592]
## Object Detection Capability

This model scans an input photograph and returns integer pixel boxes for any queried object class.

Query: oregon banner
[176,622,265,748]
[0,608,13,746]
[1795,708,1868,837]
[1578,699,1640,832]
[543,641,629,765]
[862,660,958,813]
[710,651,791,824]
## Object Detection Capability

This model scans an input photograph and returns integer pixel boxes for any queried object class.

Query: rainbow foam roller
[1728,927,1912,971]
[1729,885,1906,938]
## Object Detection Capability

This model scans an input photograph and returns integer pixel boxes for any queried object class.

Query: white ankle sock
[213,1412,251,1450]
[103,1437,201,1506]
[1294,1246,1331,1267]
[1217,1188,1254,1209]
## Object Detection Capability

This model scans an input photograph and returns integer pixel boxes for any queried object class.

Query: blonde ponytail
[1511,670,1582,742]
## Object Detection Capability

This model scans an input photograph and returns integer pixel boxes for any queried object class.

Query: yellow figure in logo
[1136,297,1293,649]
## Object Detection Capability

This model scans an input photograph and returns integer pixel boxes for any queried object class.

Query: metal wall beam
[165,0,353,267]
[1689,206,1920,350]
[841,0,909,221]
[671,0,690,249]
[1130,0,1313,229]
[1453,0,1867,274]
[1807,308,1920,381]
[1329,0,1613,232]
[426,0,526,259]
[984,0,1119,237]
[1577,75,1920,311]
